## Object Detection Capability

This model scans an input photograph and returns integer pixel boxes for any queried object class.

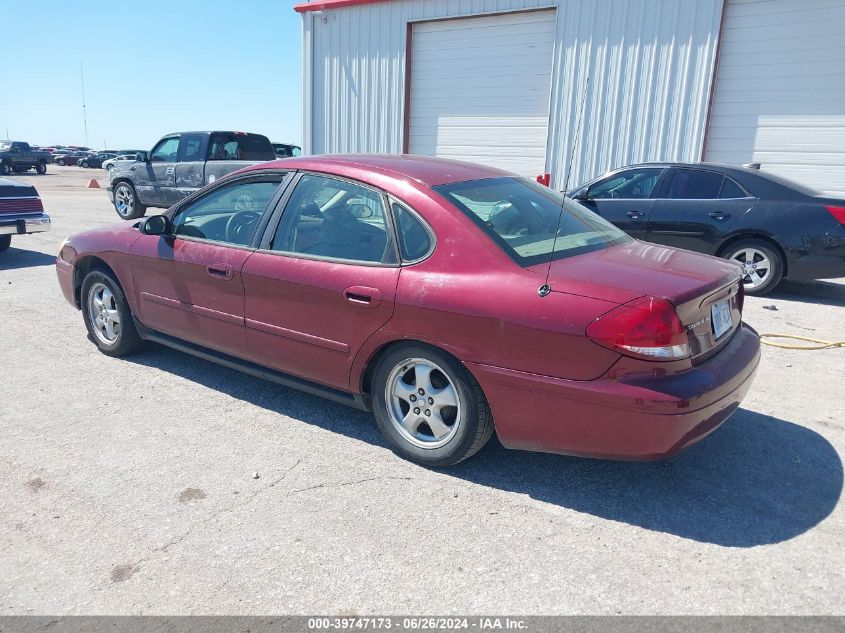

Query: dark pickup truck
[0,141,50,176]
[107,131,276,219]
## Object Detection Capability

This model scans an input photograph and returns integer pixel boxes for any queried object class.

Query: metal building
[297,0,845,195]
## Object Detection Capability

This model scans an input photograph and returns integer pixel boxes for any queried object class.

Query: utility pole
[80,62,89,147]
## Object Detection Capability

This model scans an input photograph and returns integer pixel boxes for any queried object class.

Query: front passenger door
[135,136,181,206]
[575,167,665,239]
[129,174,288,355]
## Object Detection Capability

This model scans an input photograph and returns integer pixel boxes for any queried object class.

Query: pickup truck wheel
[81,270,144,356]
[36,162,47,174]
[113,182,147,220]
[0,162,11,176]
[0,235,11,252]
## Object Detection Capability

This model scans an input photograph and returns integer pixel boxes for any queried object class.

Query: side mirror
[139,215,169,235]
[572,190,591,202]
[136,151,149,162]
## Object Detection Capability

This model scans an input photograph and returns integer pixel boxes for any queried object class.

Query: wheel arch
[716,232,789,278]
[357,338,486,399]
[73,255,122,308]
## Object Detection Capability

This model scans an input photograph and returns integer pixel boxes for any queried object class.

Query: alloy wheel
[729,247,771,289]
[87,282,121,345]
[384,358,462,449]
[114,185,135,217]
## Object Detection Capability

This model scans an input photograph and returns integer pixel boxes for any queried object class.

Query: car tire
[371,344,494,467]
[722,238,784,296]
[80,160,88,168]
[0,162,11,176]
[57,158,66,166]
[113,181,147,220]
[81,270,144,357]
[0,235,11,252]
[36,161,47,174]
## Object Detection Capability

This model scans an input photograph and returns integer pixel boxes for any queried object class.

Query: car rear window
[434,177,631,267]
[209,133,275,161]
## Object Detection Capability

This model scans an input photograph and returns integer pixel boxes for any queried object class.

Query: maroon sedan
[56,155,760,466]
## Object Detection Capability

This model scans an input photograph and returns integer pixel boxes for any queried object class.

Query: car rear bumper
[467,322,760,460]
[0,213,51,236]
[783,231,845,281]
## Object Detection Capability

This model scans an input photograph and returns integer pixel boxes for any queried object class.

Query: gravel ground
[0,166,843,615]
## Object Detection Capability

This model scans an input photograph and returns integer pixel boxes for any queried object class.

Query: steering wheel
[225,210,261,244]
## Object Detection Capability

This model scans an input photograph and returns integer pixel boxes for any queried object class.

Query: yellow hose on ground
[759,334,845,350]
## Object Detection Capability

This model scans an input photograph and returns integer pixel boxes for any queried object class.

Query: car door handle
[709,212,731,221]
[344,286,382,307]
[207,263,233,279]
[626,211,644,219]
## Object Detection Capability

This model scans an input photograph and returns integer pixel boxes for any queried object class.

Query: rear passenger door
[240,173,401,391]
[647,168,756,253]
[576,167,665,239]
[174,133,207,200]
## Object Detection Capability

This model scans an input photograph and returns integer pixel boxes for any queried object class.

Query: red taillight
[826,205,845,225]
[587,296,689,361]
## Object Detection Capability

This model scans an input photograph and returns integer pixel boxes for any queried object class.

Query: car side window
[719,177,747,199]
[170,180,283,246]
[588,168,662,199]
[150,137,180,163]
[391,201,432,261]
[270,174,397,264]
[666,170,724,199]
[179,134,204,162]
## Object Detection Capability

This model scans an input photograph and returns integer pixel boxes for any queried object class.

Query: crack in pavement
[292,476,413,494]
[93,458,304,591]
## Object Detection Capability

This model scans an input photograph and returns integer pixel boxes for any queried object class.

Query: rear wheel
[35,161,46,174]
[372,345,494,467]
[723,238,784,296]
[113,181,147,220]
[81,270,144,356]
[0,162,11,176]
[57,158,66,166]
[0,235,11,252]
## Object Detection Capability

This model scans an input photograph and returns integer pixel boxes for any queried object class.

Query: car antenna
[539,76,590,298]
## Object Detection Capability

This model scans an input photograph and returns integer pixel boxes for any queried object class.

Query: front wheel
[81,270,144,356]
[113,182,147,220]
[57,158,66,166]
[0,162,11,176]
[0,235,11,252]
[35,161,46,174]
[372,345,494,467]
[723,239,784,296]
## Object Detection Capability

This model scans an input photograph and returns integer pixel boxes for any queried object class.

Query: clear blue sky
[1,1,302,150]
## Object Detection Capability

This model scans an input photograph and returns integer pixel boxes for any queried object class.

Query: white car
[102,154,137,171]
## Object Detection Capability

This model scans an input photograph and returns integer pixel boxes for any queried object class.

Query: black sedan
[78,152,116,168]
[570,163,845,295]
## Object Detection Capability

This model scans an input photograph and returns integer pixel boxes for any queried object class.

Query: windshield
[434,177,631,266]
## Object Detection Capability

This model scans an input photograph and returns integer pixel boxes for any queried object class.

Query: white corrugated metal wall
[704,0,845,196]
[302,0,723,188]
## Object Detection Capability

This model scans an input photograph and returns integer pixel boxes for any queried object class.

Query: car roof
[254,154,513,187]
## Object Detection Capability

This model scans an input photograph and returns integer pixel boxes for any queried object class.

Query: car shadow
[769,279,845,308]
[127,344,843,548]
[0,248,56,270]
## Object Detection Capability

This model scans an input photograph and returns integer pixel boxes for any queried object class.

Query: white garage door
[408,10,556,178]
[705,0,845,196]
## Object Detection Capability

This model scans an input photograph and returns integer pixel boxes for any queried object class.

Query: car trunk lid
[0,180,42,215]
[529,240,744,360]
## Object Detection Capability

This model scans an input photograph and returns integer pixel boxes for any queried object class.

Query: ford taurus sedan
[56,155,760,467]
